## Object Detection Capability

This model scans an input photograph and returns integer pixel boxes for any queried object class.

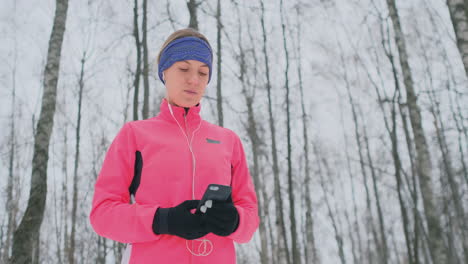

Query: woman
[89,28,259,264]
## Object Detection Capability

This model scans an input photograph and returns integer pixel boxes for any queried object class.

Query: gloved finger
[183,231,208,240]
[187,213,207,226]
[205,213,234,224]
[181,200,201,209]
[205,204,235,216]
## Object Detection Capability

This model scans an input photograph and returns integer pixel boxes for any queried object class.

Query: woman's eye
[179,68,189,72]
[199,72,208,76]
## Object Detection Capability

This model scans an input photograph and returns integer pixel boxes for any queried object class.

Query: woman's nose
[186,72,200,84]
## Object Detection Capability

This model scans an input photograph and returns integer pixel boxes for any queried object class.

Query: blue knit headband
[158,36,213,84]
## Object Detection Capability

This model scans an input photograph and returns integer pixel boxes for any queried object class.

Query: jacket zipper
[184,113,190,140]
[185,109,197,264]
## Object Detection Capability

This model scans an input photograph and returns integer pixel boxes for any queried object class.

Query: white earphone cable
[167,102,212,257]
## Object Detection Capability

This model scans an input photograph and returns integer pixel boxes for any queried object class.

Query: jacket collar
[158,98,202,127]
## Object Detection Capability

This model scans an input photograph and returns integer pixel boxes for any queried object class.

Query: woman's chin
[172,100,199,108]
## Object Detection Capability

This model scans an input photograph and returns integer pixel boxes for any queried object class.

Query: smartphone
[196,184,232,214]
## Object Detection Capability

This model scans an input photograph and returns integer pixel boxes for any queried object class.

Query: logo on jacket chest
[206,138,221,144]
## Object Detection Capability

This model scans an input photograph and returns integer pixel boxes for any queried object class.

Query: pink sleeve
[89,122,160,243]
[227,132,260,243]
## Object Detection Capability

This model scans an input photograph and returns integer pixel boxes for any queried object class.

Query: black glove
[153,200,208,240]
[203,197,239,236]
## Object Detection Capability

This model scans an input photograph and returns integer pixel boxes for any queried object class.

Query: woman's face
[163,60,209,108]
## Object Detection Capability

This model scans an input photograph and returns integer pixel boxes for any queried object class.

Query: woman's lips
[184,90,197,95]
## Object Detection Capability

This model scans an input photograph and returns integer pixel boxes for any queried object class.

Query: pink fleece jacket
[89,98,259,263]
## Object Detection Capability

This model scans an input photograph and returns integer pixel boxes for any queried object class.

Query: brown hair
[157,28,212,64]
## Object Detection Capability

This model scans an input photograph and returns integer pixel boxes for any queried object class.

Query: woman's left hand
[203,198,239,236]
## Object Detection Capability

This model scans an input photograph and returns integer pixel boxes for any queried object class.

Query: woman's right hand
[152,200,208,240]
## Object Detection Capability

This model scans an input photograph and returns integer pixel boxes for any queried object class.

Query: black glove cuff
[233,214,240,232]
[153,207,170,235]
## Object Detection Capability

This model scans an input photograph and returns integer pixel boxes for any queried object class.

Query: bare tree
[166,0,177,31]
[141,0,150,119]
[337,40,381,263]
[133,0,142,121]
[338,95,363,264]
[60,109,69,264]
[233,3,269,263]
[10,0,69,262]
[356,12,416,262]
[259,1,290,263]
[68,51,86,264]
[385,0,447,262]
[3,30,18,263]
[216,0,224,127]
[424,0,468,191]
[187,0,199,30]
[415,15,468,260]
[446,0,468,79]
[313,142,347,264]
[279,0,300,263]
[293,3,319,263]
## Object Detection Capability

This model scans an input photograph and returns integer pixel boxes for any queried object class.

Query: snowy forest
[1,0,468,263]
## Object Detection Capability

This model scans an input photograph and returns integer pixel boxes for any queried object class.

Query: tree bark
[61,116,69,264]
[10,0,69,263]
[133,0,142,121]
[386,0,447,262]
[429,96,468,262]
[216,0,224,127]
[187,0,199,30]
[417,15,468,259]
[4,40,17,263]
[385,40,416,264]
[141,0,150,119]
[425,1,468,187]
[446,0,468,79]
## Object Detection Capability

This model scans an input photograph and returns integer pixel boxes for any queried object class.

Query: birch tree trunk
[259,1,290,263]
[446,0,468,79]
[419,17,468,259]
[61,117,69,264]
[10,0,69,262]
[3,44,17,263]
[426,2,468,187]
[385,37,416,264]
[141,0,150,119]
[359,20,415,262]
[279,1,300,263]
[216,0,224,127]
[235,7,269,263]
[69,52,86,264]
[386,1,447,263]
[429,94,468,262]
[133,0,141,121]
